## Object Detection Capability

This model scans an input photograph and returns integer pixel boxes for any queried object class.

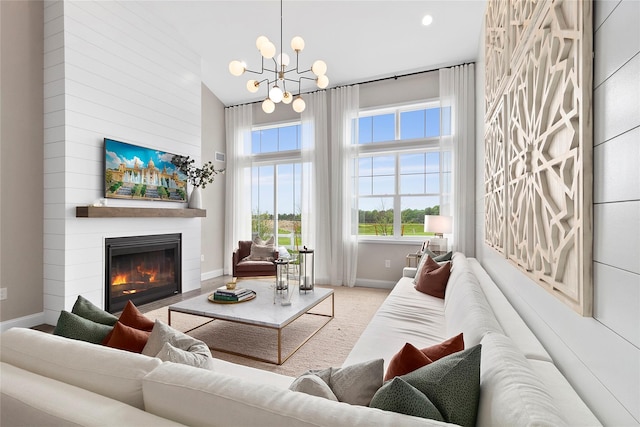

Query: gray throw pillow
[289,374,338,401]
[402,344,482,427]
[71,295,118,326]
[247,243,275,261]
[305,358,384,406]
[53,310,113,344]
[370,377,444,421]
[142,319,213,369]
[434,251,453,262]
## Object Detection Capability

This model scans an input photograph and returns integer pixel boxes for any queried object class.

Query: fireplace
[105,234,181,313]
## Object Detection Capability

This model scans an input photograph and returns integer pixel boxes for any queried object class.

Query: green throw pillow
[370,377,444,421]
[53,310,113,344]
[72,295,118,326]
[401,344,481,427]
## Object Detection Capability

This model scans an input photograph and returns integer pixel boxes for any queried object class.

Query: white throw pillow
[289,374,338,401]
[142,320,213,369]
[303,358,384,406]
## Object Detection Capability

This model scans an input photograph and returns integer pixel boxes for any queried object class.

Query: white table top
[168,281,333,329]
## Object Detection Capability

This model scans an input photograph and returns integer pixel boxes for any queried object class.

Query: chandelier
[228,0,328,114]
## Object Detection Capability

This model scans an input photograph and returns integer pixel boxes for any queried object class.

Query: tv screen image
[104,138,188,203]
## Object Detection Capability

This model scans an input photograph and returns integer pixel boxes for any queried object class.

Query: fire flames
[111,265,158,286]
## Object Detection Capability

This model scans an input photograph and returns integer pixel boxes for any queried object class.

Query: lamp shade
[424,215,452,235]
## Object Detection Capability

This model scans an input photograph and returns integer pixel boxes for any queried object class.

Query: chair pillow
[247,243,275,261]
[415,261,452,298]
[71,295,118,326]
[53,310,113,344]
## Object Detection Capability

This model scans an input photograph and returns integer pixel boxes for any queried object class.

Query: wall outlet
[200,254,205,262]
[385,260,391,268]
[0,288,7,300]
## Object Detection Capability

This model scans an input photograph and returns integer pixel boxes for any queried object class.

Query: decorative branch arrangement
[171,155,225,189]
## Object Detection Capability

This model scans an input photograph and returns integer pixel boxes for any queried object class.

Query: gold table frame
[168,285,334,365]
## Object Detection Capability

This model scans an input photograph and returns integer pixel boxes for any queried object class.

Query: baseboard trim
[201,269,224,281]
[0,312,46,333]
[355,279,396,289]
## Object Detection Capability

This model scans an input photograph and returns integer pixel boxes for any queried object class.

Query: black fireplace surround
[105,233,181,313]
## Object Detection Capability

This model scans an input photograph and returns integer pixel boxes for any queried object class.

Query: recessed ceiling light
[422,15,433,26]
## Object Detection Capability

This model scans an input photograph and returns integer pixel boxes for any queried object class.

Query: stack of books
[212,286,254,302]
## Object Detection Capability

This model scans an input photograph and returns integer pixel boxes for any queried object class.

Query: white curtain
[330,85,360,287]
[440,64,475,255]
[224,104,253,274]
[300,91,331,284]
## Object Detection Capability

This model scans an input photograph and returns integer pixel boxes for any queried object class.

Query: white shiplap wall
[43,0,202,324]
[475,0,640,425]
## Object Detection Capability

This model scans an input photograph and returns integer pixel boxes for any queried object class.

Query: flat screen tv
[104,138,188,203]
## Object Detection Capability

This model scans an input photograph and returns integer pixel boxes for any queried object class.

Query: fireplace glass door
[105,234,181,313]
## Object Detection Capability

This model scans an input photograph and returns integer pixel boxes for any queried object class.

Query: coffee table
[168,282,334,365]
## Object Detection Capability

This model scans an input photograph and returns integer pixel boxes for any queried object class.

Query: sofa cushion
[0,362,182,426]
[142,319,213,369]
[305,358,384,406]
[0,328,161,410]
[104,321,151,353]
[289,374,338,401]
[53,310,113,344]
[415,261,451,298]
[71,295,118,326]
[369,376,444,421]
[402,344,482,427]
[444,266,504,347]
[143,362,442,427]
[384,333,465,380]
[413,255,440,284]
[477,333,567,427]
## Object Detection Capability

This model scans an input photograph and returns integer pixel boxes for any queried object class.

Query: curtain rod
[225,61,475,109]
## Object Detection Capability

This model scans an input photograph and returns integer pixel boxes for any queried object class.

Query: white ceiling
[148,0,487,107]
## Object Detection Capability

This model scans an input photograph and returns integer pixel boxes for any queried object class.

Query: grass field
[358,223,434,236]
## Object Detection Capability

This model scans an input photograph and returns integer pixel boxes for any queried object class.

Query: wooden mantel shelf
[76,206,206,218]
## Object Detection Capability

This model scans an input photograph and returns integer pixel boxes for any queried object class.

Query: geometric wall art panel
[485,0,593,315]
[484,98,506,254]
[484,0,509,115]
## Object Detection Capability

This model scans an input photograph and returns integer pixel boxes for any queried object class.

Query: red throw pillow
[384,334,465,380]
[422,255,441,273]
[104,321,151,353]
[118,300,155,331]
[384,343,433,381]
[415,261,451,299]
[421,333,464,362]
[101,301,154,344]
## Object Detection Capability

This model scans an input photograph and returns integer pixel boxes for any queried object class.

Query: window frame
[354,100,451,242]
[250,120,304,249]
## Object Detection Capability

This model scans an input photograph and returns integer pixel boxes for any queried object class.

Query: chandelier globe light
[228,0,328,114]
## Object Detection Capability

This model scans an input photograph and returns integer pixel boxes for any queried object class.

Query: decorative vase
[188,186,202,209]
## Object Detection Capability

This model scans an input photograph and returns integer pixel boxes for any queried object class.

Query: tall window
[251,123,303,249]
[354,102,451,240]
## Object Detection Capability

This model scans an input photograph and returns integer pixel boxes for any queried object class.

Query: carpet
[144,285,390,377]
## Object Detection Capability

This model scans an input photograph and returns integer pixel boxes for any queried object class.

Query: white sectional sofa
[0,252,601,426]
